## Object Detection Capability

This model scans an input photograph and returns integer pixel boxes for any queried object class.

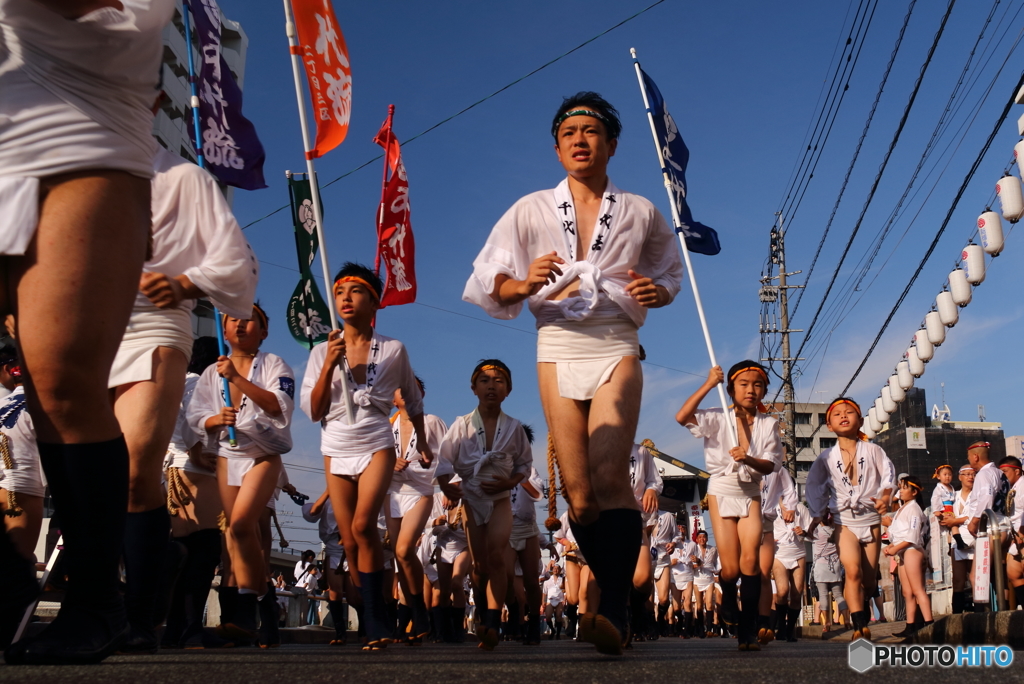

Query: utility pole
[760,212,804,477]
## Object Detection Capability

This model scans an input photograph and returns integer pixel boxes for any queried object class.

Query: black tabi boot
[565,603,578,639]
[851,610,871,640]
[451,606,466,642]
[175,529,223,649]
[357,571,391,648]
[657,602,670,638]
[704,610,715,638]
[720,578,739,628]
[410,593,430,642]
[155,539,188,648]
[756,613,773,645]
[352,601,367,642]
[230,591,259,643]
[504,600,520,641]
[0,529,39,650]
[682,612,692,638]
[7,439,130,665]
[477,608,501,650]
[629,589,647,642]
[570,510,641,653]
[431,606,447,643]
[219,585,239,627]
[396,602,411,641]
[738,574,761,651]
[773,603,789,642]
[120,506,172,654]
[258,583,281,648]
[328,600,348,644]
[893,607,918,638]
[695,610,705,638]
[785,607,800,642]
[525,608,541,645]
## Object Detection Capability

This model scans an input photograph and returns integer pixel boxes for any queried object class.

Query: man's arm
[491,252,565,306]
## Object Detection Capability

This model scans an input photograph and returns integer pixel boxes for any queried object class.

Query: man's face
[554,113,617,180]
[959,470,975,489]
[1000,464,1022,485]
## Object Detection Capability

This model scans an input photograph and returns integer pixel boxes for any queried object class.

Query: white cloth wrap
[806,441,896,527]
[536,309,638,401]
[462,179,683,328]
[109,304,193,388]
[389,414,447,497]
[888,499,925,554]
[774,502,811,563]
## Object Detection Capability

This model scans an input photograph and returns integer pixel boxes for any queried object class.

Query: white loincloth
[388,491,424,519]
[716,494,755,519]
[536,313,638,401]
[510,520,540,550]
[109,305,193,388]
[838,523,877,545]
[328,419,393,477]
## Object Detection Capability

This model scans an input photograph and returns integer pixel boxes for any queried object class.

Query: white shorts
[716,494,753,519]
[536,315,639,401]
[389,491,424,518]
[109,305,193,388]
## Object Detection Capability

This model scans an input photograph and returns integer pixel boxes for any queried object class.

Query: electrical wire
[241,0,668,231]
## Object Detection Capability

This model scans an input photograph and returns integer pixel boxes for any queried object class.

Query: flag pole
[283,0,355,424]
[375,105,395,276]
[630,48,737,449]
[183,2,237,446]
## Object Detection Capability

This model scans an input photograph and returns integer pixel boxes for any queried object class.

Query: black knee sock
[410,593,430,636]
[774,602,788,638]
[177,529,222,637]
[720,578,738,624]
[505,600,520,638]
[123,506,171,633]
[951,590,965,614]
[38,439,129,614]
[0,527,39,649]
[259,583,280,643]
[739,574,761,639]
[357,571,390,641]
[570,509,641,635]
[352,600,366,638]
[328,600,347,638]
[219,585,238,625]
[396,602,411,637]
[234,592,258,632]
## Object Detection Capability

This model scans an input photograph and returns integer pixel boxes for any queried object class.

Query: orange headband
[729,366,768,383]
[904,480,923,492]
[472,364,511,389]
[932,465,952,479]
[334,276,380,302]
[221,305,268,331]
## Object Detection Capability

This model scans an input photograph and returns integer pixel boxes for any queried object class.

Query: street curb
[913,612,1024,650]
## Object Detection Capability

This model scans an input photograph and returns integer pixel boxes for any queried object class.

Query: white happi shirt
[1007,477,1024,554]
[652,510,678,556]
[510,466,544,529]
[144,148,258,319]
[965,462,1002,520]
[463,179,683,328]
[774,501,812,561]
[686,408,784,498]
[670,540,699,580]
[300,331,423,461]
[434,410,533,522]
[543,576,565,604]
[630,442,664,503]
[188,351,295,459]
[165,372,201,469]
[693,544,719,585]
[930,481,955,516]
[389,414,448,497]
[761,468,798,524]
[888,499,925,552]
[806,441,896,527]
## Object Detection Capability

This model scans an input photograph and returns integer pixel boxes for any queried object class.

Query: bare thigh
[11,171,150,443]
[114,346,189,511]
[170,468,222,537]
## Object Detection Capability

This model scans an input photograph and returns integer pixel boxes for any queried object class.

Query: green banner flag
[288,176,322,272]
[286,270,332,349]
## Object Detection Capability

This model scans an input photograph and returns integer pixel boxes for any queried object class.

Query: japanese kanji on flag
[291,0,351,158]
[373,110,416,308]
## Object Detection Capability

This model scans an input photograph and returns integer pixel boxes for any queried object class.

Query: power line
[789,0,959,382]
[837,67,1024,397]
[241,0,668,231]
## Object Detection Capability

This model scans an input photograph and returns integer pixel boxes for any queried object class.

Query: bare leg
[113,347,188,512]
[902,549,932,622]
[327,449,396,580]
[218,455,280,593]
[758,531,775,617]
[387,496,432,600]
[464,498,513,611]
[169,468,221,537]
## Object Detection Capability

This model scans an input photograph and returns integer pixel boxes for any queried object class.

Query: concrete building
[871,387,1004,482]
[1006,435,1024,460]
[766,401,836,498]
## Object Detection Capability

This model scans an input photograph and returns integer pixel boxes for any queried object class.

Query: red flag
[291,0,351,158]
[373,111,416,307]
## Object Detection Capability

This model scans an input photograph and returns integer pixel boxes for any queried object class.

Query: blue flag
[640,68,720,256]
[186,0,267,190]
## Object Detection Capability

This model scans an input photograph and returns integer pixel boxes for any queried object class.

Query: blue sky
[215,0,1024,547]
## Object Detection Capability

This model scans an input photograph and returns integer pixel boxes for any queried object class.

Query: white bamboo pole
[630,48,737,449]
[283,0,354,424]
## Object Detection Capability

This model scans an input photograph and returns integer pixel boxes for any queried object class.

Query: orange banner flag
[291,0,351,158]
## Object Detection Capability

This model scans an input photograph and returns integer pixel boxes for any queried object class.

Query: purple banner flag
[186,0,266,190]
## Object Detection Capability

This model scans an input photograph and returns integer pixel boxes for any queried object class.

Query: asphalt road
[0,637,1020,683]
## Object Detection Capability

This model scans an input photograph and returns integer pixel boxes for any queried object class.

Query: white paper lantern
[996,175,1024,222]
[961,244,986,284]
[914,329,934,361]
[977,211,1004,256]
[874,397,890,424]
[888,374,905,402]
[867,407,883,433]
[881,386,897,414]
[936,292,958,327]
[907,347,925,377]
[925,311,946,345]
[897,361,914,389]
[863,421,877,440]
[948,269,972,306]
